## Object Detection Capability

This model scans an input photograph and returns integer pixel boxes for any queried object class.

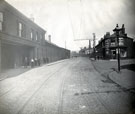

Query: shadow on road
[0,67,31,80]
[121,64,135,72]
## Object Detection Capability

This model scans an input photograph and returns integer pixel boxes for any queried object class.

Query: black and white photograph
[0,0,135,113]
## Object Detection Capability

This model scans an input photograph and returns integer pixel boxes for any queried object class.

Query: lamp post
[113,24,122,72]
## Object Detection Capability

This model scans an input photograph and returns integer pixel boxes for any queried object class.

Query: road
[0,57,133,114]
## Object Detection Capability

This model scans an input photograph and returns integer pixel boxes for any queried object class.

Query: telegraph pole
[89,39,91,58]
[74,38,91,58]
[93,33,96,60]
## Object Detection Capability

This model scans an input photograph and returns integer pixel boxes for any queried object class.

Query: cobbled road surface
[0,57,133,114]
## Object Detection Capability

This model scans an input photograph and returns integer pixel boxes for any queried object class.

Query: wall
[1,42,34,69]
[124,38,134,58]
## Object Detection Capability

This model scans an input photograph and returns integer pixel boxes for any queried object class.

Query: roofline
[44,40,70,51]
[95,35,134,48]
[4,0,46,33]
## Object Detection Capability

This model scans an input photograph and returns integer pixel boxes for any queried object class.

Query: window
[120,49,127,57]
[30,29,34,40]
[119,38,124,46]
[111,42,115,46]
[30,32,33,39]
[18,22,22,37]
[0,12,3,31]
[36,32,38,41]
[18,22,26,37]
[111,39,115,46]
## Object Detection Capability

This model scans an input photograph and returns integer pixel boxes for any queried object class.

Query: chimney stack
[48,35,51,42]
[29,14,34,22]
[122,24,125,34]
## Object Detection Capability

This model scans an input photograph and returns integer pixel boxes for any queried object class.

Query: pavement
[0,59,69,81]
[91,58,135,90]
[0,67,31,81]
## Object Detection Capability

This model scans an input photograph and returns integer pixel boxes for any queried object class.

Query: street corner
[109,69,135,90]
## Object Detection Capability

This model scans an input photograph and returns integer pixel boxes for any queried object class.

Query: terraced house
[95,24,134,59]
[0,0,70,73]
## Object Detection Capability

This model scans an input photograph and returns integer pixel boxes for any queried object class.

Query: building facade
[95,25,134,59]
[133,41,135,58]
[0,0,70,73]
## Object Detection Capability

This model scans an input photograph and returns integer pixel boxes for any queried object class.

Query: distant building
[79,47,92,57]
[70,51,79,57]
[0,0,70,73]
[95,24,134,59]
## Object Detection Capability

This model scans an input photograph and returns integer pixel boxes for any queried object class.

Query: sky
[6,0,135,51]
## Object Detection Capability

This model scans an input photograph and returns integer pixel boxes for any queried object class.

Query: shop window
[106,50,109,54]
[0,12,3,31]
[120,49,127,57]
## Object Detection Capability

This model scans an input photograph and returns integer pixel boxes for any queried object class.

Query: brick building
[133,40,135,58]
[0,0,70,73]
[95,24,134,59]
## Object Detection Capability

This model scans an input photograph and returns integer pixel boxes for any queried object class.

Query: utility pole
[87,39,91,58]
[74,38,91,58]
[113,24,122,72]
[93,33,96,60]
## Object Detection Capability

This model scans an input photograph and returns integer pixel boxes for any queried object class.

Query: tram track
[72,59,113,114]
[57,62,77,114]
[17,62,69,114]
[0,66,62,98]
[0,61,70,114]
[17,60,75,114]
[82,71,113,114]
[78,65,95,114]
[0,60,69,98]
[82,68,115,114]
[0,57,132,114]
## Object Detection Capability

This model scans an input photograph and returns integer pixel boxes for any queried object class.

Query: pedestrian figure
[31,58,34,68]
[34,58,37,66]
[98,56,99,60]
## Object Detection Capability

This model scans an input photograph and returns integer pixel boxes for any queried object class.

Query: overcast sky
[6,0,135,51]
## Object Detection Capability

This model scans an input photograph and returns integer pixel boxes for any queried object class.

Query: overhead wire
[66,0,76,41]
[66,0,90,48]
[79,0,84,40]
[66,0,86,39]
